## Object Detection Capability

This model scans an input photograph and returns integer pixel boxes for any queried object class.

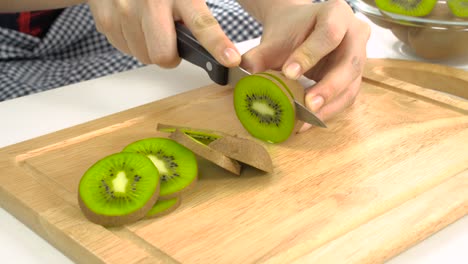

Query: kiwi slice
[170,129,242,175]
[122,138,198,199]
[78,152,160,227]
[375,0,438,17]
[145,197,181,219]
[157,123,225,145]
[233,73,298,143]
[447,0,468,18]
[208,136,273,173]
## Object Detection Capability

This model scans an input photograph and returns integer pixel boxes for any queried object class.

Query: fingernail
[284,62,302,80]
[306,95,324,113]
[223,48,241,65]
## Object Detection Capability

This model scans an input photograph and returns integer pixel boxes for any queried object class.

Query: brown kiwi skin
[169,129,242,175]
[78,183,160,227]
[208,135,273,173]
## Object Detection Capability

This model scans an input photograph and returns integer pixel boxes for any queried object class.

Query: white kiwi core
[148,154,168,174]
[252,101,275,116]
[112,171,128,193]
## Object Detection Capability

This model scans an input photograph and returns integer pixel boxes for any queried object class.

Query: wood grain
[0,58,467,264]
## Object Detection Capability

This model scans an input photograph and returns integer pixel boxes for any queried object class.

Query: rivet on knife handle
[175,21,229,85]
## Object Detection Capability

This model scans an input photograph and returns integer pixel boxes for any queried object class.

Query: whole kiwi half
[233,71,304,143]
[122,138,198,199]
[78,152,160,227]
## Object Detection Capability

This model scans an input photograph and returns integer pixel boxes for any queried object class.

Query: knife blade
[175,22,326,128]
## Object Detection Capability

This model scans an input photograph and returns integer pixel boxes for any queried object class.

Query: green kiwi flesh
[447,0,468,17]
[234,74,296,143]
[157,123,224,145]
[78,152,160,227]
[146,197,182,218]
[123,138,198,199]
[375,0,438,16]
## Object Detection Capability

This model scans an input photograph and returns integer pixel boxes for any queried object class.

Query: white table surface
[1,12,467,264]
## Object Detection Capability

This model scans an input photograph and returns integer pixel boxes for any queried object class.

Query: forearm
[0,0,86,12]
[236,0,310,23]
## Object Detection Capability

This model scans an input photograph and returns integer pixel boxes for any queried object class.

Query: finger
[88,0,131,54]
[315,77,361,121]
[304,20,370,113]
[305,52,363,113]
[241,41,286,73]
[298,77,361,133]
[282,1,351,80]
[176,0,241,67]
[117,0,151,64]
[142,1,181,68]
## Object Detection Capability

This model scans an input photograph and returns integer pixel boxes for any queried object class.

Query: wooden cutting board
[0,59,467,264]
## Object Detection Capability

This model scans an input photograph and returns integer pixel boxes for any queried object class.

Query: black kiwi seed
[122,137,198,199]
[243,92,283,126]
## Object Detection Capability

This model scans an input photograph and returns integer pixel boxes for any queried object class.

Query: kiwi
[447,0,468,18]
[122,138,198,199]
[157,123,226,145]
[375,0,438,16]
[233,73,299,143]
[145,197,182,219]
[208,136,273,173]
[78,152,160,227]
[170,129,242,175]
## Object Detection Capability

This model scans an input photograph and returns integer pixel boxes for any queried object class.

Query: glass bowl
[350,0,468,60]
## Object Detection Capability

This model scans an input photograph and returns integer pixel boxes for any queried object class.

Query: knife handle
[175,21,228,85]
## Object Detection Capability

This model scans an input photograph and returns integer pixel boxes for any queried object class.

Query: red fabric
[16,10,63,37]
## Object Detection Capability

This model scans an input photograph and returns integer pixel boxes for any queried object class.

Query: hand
[241,0,371,130]
[87,0,241,68]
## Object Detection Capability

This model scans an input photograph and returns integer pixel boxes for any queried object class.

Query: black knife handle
[175,22,228,85]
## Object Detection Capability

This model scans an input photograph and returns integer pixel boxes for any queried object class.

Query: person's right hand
[87,0,241,68]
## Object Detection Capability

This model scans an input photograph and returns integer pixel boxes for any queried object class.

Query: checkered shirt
[0,0,351,102]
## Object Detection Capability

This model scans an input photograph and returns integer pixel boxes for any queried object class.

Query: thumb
[240,42,287,73]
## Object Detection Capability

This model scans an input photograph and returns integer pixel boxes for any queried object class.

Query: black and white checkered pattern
[0,0,351,102]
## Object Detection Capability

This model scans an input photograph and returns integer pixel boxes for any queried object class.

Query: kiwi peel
[158,123,274,173]
[208,136,273,173]
[157,123,227,145]
[169,129,242,175]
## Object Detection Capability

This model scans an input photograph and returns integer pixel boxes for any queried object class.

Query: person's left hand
[240,0,371,131]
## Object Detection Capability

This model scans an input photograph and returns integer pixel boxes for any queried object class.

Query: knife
[175,22,327,128]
